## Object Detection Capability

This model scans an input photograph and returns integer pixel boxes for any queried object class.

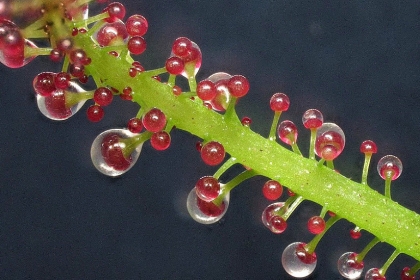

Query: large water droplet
[36,81,86,121]
[186,187,229,224]
[282,242,317,278]
[337,252,364,279]
[90,128,143,177]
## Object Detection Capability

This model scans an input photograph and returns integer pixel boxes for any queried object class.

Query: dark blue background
[0,1,420,279]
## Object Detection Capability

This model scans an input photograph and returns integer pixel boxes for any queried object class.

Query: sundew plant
[0,0,420,279]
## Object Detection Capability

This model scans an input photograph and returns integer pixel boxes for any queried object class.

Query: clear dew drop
[364,268,385,280]
[302,108,323,129]
[36,81,86,121]
[206,72,232,112]
[90,128,143,177]
[180,41,201,79]
[281,242,317,278]
[261,202,285,228]
[186,187,229,225]
[314,122,345,160]
[377,155,403,180]
[337,252,364,279]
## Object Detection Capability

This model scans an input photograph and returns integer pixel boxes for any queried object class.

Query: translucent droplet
[282,242,317,278]
[180,41,201,79]
[36,81,86,121]
[377,155,402,180]
[315,122,345,160]
[302,109,323,129]
[364,268,385,280]
[186,187,229,224]
[206,72,232,111]
[92,20,129,47]
[261,202,285,228]
[90,128,143,177]
[337,252,364,279]
[278,120,298,145]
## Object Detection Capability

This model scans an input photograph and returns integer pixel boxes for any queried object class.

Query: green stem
[213,157,237,179]
[268,111,281,141]
[409,261,420,276]
[355,237,380,263]
[281,195,304,220]
[309,128,317,159]
[213,170,257,206]
[384,177,392,199]
[290,142,302,155]
[73,29,420,262]
[361,153,372,185]
[305,215,341,254]
[379,249,400,276]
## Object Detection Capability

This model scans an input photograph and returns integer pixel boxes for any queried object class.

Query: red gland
[401,267,415,280]
[172,37,192,57]
[270,93,290,112]
[302,109,323,129]
[69,64,84,78]
[200,141,225,166]
[227,75,250,97]
[196,80,217,101]
[142,108,167,132]
[127,117,143,133]
[33,72,56,97]
[44,90,72,119]
[120,86,133,100]
[350,228,362,239]
[278,120,298,145]
[269,215,287,234]
[104,2,126,23]
[262,180,283,200]
[101,133,132,171]
[95,20,128,46]
[69,49,90,66]
[195,176,220,202]
[196,197,225,217]
[165,56,184,75]
[172,85,182,96]
[86,105,104,122]
[150,131,171,151]
[307,216,326,234]
[125,14,148,36]
[295,243,317,264]
[94,87,113,106]
[49,48,62,62]
[360,140,378,154]
[127,36,147,55]
[241,117,252,126]
[54,72,71,89]
[132,61,145,72]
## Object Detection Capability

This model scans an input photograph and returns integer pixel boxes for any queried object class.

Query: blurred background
[1,0,420,279]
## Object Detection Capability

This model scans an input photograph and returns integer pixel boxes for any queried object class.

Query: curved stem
[308,128,317,159]
[305,215,341,254]
[268,111,281,141]
[213,170,258,206]
[361,153,373,185]
[379,250,400,276]
[213,157,237,179]
[355,237,380,263]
